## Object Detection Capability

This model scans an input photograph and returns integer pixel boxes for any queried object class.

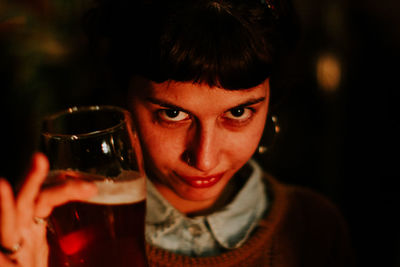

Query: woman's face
[130,78,269,213]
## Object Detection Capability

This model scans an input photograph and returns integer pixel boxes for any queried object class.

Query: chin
[178,191,218,202]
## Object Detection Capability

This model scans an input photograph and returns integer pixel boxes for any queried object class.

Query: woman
[0,0,354,266]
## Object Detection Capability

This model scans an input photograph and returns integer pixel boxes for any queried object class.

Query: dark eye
[224,107,252,121]
[165,110,180,118]
[230,107,245,117]
[158,109,190,122]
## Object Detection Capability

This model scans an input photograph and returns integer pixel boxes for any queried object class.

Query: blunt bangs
[95,0,285,90]
[129,1,277,90]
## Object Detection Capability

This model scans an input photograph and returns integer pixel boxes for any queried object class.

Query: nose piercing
[33,216,47,225]
[0,239,23,255]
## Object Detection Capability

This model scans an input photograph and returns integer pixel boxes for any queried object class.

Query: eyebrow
[233,97,266,107]
[145,96,266,111]
[146,97,188,111]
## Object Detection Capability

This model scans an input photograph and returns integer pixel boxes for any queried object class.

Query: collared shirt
[145,159,268,257]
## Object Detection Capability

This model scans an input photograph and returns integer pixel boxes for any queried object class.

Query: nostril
[181,150,195,166]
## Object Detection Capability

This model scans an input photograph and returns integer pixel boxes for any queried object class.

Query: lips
[176,173,224,188]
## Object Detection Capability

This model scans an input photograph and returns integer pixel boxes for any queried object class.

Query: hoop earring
[258,145,268,154]
[257,115,280,155]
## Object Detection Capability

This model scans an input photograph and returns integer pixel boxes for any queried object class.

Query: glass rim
[41,105,131,140]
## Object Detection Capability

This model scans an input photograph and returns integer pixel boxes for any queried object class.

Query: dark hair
[84,0,298,92]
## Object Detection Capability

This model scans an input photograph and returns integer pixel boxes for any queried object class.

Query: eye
[158,109,190,122]
[223,107,253,122]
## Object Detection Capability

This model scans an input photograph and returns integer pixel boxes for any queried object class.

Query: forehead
[131,78,269,108]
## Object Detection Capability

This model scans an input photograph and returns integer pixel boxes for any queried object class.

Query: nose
[182,123,221,172]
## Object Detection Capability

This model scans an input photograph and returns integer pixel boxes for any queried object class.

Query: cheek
[130,102,188,174]
[134,117,184,169]
[226,117,266,163]
[231,129,263,159]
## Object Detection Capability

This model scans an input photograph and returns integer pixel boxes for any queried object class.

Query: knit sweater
[145,174,355,267]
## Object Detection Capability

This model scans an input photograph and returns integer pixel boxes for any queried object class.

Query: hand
[0,153,97,267]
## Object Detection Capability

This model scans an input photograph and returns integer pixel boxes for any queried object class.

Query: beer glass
[41,106,147,267]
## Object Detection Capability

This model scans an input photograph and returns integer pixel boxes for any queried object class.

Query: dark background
[1,0,399,266]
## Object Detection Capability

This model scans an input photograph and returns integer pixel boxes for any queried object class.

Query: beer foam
[46,169,146,204]
[89,176,146,204]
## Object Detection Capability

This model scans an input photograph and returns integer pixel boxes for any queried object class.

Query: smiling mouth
[177,173,224,188]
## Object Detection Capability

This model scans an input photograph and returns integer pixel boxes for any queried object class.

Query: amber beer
[47,171,147,267]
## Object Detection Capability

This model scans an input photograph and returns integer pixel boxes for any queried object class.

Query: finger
[0,178,18,248]
[35,180,97,218]
[16,153,49,224]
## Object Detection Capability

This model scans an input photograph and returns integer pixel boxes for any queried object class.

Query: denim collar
[145,160,268,256]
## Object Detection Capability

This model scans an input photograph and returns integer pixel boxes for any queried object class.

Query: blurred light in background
[38,34,67,57]
[316,52,342,92]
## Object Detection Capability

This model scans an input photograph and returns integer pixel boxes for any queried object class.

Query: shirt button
[188,225,202,237]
